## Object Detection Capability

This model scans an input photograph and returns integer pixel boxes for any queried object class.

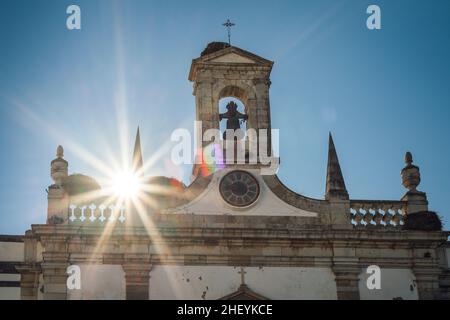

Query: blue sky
[0,0,449,234]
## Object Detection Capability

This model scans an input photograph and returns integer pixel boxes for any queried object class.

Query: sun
[112,170,141,199]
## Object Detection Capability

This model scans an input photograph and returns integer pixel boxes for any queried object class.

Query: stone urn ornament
[401,151,421,192]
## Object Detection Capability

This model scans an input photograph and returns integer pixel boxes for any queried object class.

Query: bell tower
[188,42,274,159]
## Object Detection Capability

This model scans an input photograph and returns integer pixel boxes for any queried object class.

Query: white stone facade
[1,42,449,300]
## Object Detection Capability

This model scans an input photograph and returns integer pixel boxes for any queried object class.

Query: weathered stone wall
[65,265,424,300]
[359,268,418,300]
[149,266,337,300]
[67,264,125,300]
[20,221,449,300]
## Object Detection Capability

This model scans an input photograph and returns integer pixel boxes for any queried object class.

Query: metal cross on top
[222,19,235,45]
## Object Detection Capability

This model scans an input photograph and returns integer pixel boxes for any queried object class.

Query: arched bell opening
[218,86,249,107]
[216,85,256,164]
[216,84,256,138]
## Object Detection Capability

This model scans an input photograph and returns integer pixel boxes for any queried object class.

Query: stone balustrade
[68,203,126,224]
[349,200,407,228]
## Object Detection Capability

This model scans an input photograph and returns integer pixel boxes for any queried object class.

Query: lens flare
[198,143,224,176]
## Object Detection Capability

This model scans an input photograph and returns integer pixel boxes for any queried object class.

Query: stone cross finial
[238,267,247,285]
[222,19,235,45]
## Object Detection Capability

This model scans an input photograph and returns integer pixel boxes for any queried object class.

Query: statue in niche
[219,101,248,140]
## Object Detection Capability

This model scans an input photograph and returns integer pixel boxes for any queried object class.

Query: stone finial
[325,133,349,200]
[401,151,421,192]
[56,145,64,158]
[405,151,413,165]
[51,145,68,185]
[400,151,429,213]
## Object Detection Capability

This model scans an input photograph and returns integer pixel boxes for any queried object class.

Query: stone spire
[325,133,349,200]
[132,127,144,177]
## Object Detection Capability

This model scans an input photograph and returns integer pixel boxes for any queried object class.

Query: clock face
[219,171,260,207]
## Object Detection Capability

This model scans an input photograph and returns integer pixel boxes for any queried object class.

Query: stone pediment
[219,284,269,300]
[163,168,320,218]
[208,52,257,64]
[201,46,273,65]
[189,45,273,81]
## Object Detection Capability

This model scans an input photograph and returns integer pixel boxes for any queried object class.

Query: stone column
[16,230,42,299]
[41,252,69,300]
[123,264,152,300]
[195,80,216,147]
[253,79,271,157]
[413,267,441,300]
[332,259,361,300]
[16,264,41,300]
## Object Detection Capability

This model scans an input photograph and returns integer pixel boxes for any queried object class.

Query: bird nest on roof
[201,42,230,57]
[403,211,442,231]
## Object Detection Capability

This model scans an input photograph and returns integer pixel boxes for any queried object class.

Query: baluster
[382,209,393,226]
[373,209,383,226]
[98,204,106,222]
[79,206,87,222]
[392,210,403,226]
[363,209,375,225]
[89,204,97,222]
[354,208,364,225]
[349,208,357,224]
[118,206,126,223]
[108,205,116,222]
[69,204,77,222]
[388,209,398,226]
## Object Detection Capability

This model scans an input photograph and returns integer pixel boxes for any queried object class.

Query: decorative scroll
[68,204,126,224]
[350,200,407,228]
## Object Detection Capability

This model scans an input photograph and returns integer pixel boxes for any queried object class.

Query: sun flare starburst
[111,170,141,200]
